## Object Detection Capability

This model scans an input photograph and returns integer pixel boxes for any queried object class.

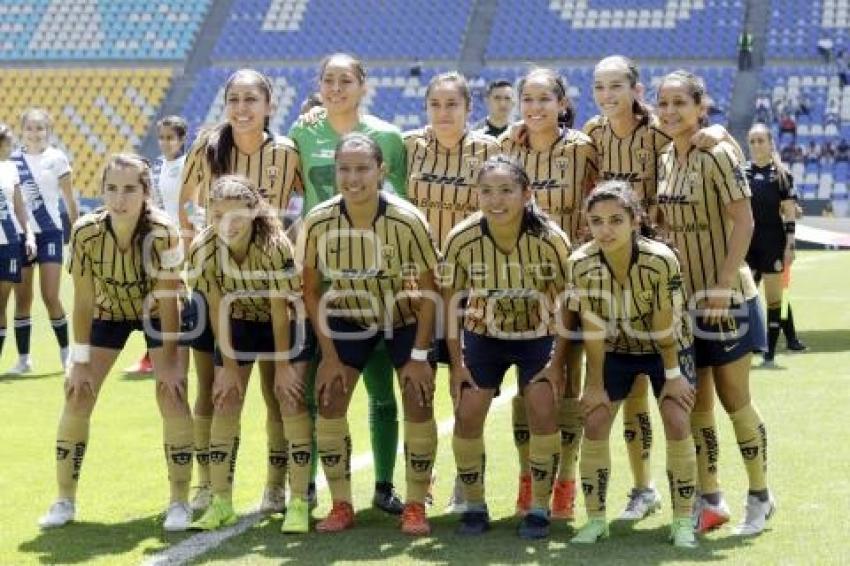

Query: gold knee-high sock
[730,404,768,492]
[453,435,485,504]
[316,416,352,503]
[56,412,90,500]
[209,415,241,502]
[529,432,560,510]
[666,437,697,518]
[404,419,437,503]
[557,398,583,481]
[163,416,194,503]
[623,390,653,489]
[265,418,287,489]
[690,411,720,495]
[283,413,313,500]
[193,415,212,487]
[512,396,530,475]
[579,439,610,519]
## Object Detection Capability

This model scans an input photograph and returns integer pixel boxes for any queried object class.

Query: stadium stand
[0,0,210,60]
[766,0,850,60]
[0,68,172,196]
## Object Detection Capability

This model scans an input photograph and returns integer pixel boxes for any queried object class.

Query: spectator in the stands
[804,141,821,165]
[780,143,795,163]
[756,95,772,124]
[779,113,797,138]
[822,141,836,165]
[818,37,835,63]
[837,138,850,162]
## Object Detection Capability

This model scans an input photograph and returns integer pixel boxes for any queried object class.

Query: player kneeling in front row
[441,156,571,539]
[298,133,439,535]
[188,175,315,533]
[39,154,193,530]
[569,182,698,548]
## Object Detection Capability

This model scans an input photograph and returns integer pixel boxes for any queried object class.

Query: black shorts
[214,318,316,367]
[0,243,23,283]
[90,318,183,350]
[23,230,63,266]
[692,297,756,369]
[184,292,215,354]
[462,331,554,395]
[326,317,428,371]
[746,242,785,275]
[604,347,697,402]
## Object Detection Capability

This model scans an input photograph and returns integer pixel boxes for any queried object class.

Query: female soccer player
[500,67,597,519]
[179,68,302,514]
[442,155,571,539]
[745,123,800,367]
[656,70,774,535]
[288,52,408,514]
[0,124,35,361]
[298,133,438,535]
[8,108,78,375]
[126,115,190,375]
[188,175,314,533]
[38,154,192,530]
[584,55,738,521]
[568,181,697,548]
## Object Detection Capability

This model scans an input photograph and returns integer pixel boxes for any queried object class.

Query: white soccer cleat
[7,357,33,376]
[733,493,776,536]
[445,476,468,514]
[190,485,212,512]
[259,485,287,514]
[39,499,75,528]
[619,487,662,520]
[163,501,193,531]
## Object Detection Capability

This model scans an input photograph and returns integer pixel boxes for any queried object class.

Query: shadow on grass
[177,508,765,564]
[786,329,850,354]
[0,370,63,384]
[19,514,194,564]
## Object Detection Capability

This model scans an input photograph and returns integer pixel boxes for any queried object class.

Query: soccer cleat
[259,485,287,514]
[190,485,212,512]
[570,517,610,544]
[517,509,550,539]
[163,502,192,532]
[456,506,491,536]
[693,495,731,533]
[124,353,153,375]
[669,517,698,548]
[786,340,808,352]
[7,357,32,376]
[732,493,776,536]
[316,501,355,533]
[281,498,310,534]
[618,487,662,520]
[514,473,532,517]
[400,502,431,536]
[189,496,238,531]
[758,357,778,369]
[551,479,577,520]
[372,482,404,515]
[38,498,75,529]
[445,475,468,514]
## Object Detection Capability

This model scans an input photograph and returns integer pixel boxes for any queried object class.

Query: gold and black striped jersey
[582,113,671,207]
[499,129,598,243]
[181,133,302,215]
[68,209,183,321]
[188,226,300,322]
[404,129,500,248]
[297,192,439,329]
[656,141,752,300]
[568,235,692,354]
[440,212,571,338]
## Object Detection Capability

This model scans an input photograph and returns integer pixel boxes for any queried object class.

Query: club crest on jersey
[635,148,651,164]
[688,170,701,187]
[555,157,570,173]
[266,166,279,186]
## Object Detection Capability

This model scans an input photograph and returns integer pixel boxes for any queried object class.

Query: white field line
[142,385,519,566]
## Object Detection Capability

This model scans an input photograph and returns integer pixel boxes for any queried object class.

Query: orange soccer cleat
[316,501,355,533]
[400,502,431,536]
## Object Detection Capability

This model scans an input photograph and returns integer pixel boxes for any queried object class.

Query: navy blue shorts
[214,318,316,367]
[326,317,427,371]
[692,297,756,369]
[184,293,215,354]
[462,330,554,395]
[90,318,188,350]
[604,347,697,402]
[0,242,23,283]
[24,230,63,266]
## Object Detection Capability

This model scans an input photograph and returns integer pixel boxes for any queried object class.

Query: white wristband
[664,367,682,380]
[71,344,91,364]
[410,348,429,362]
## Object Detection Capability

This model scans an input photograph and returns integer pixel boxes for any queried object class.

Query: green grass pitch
[2,250,849,565]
